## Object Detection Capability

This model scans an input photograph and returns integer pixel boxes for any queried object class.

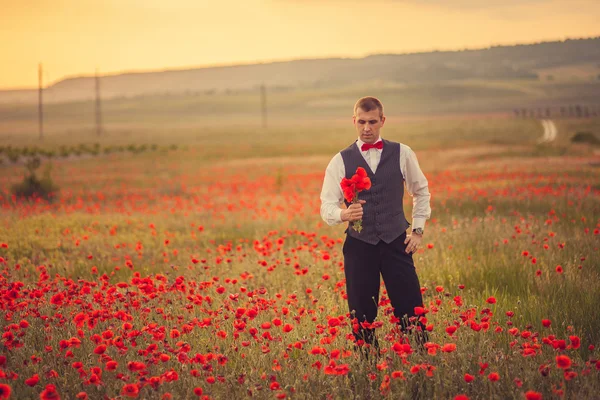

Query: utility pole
[95,69,103,136]
[38,63,43,140]
[260,84,267,129]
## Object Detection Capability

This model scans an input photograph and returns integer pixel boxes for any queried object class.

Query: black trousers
[343,232,428,346]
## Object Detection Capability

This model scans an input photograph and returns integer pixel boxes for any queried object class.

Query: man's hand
[341,200,366,222]
[404,232,423,254]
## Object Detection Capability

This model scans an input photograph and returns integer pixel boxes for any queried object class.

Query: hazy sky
[1,0,599,89]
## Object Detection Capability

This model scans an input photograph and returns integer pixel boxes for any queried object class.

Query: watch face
[413,228,424,235]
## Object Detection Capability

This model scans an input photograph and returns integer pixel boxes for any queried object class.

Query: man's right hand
[341,200,366,222]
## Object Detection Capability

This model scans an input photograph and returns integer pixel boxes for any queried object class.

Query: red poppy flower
[340,167,372,232]
[488,372,500,382]
[351,168,371,191]
[50,293,64,306]
[414,306,427,315]
[556,355,571,369]
[122,384,139,398]
[391,371,404,379]
[0,384,11,400]
[341,178,356,203]
[40,384,60,400]
[25,374,40,386]
[441,343,456,353]
[342,187,355,204]
[127,361,146,371]
[542,319,551,327]
[525,391,542,400]
[569,335,580,349]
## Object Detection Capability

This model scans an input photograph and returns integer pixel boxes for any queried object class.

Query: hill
[1,37,599,105]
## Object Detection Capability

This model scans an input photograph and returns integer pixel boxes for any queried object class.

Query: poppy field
[1,116,599,399]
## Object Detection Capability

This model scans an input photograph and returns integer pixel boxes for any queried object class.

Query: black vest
[341,139,410,245]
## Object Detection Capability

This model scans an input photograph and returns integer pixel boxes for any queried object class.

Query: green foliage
[571,131,600,145]
[0,143,177,165]
[59,145,71,158]
[11,156,60,202]
[7,149,19,163]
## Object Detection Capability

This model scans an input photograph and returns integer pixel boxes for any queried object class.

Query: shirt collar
[357,137,383,152]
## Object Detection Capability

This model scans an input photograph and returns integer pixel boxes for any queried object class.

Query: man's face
[353,107,385,144]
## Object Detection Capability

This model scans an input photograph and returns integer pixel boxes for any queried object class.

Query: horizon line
[2,34,599,92]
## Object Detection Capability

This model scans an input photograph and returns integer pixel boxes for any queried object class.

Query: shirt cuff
[412,218,426,230]
[335,208,343,224]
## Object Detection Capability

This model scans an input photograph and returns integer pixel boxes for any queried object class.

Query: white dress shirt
[320,137,431,230]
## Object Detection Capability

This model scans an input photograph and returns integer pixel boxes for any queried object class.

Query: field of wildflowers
[0,116,599,399]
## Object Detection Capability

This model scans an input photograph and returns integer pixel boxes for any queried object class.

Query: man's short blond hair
[354,96,384,118]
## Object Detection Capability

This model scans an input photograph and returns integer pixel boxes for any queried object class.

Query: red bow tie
[361,141,383,151]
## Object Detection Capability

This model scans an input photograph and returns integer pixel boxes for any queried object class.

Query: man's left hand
[404,232,422,254]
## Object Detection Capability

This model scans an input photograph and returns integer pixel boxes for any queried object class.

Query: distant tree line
[0,143,180,165]
[513,104,600,119]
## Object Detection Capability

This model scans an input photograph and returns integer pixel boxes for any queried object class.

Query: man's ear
[352,115,356,126]
[380,115,386,126]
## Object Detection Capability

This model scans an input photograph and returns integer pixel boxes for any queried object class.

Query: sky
[1,0,599,89]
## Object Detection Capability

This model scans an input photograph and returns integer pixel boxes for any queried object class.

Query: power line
[95,69,103,136]
[38,63,43,140]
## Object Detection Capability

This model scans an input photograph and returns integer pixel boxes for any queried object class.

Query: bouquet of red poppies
[341,167,371,233]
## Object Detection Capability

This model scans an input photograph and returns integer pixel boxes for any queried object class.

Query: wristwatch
[412,228,424,235]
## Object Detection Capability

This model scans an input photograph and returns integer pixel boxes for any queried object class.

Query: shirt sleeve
[320,153,345,226]
[401,145,431,230]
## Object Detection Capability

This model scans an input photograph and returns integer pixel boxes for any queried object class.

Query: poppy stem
[351,191,363,233]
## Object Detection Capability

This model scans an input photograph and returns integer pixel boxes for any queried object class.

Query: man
[320,96,431,352]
